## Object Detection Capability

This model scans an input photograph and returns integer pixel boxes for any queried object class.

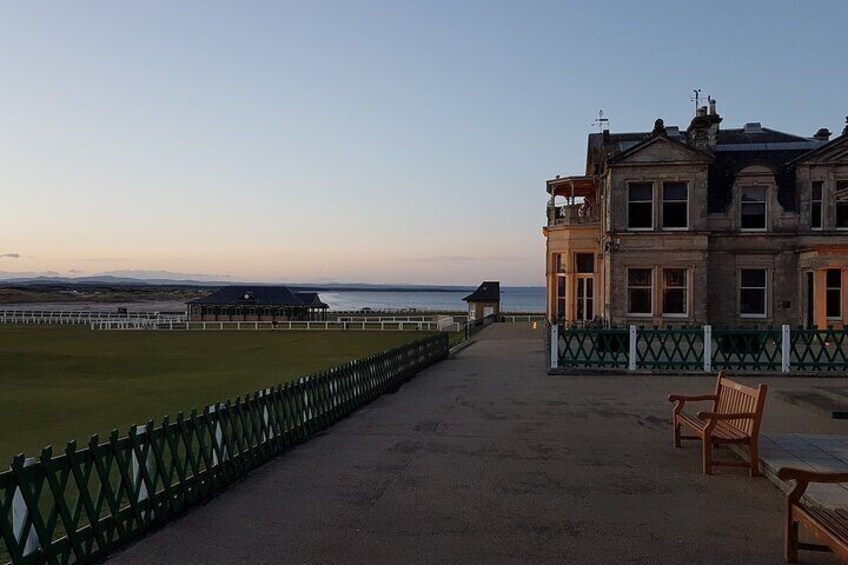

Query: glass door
[576,277,594,322]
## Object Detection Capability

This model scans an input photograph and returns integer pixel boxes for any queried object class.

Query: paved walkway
[113,324,843,564]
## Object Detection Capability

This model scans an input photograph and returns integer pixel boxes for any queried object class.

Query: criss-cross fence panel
[558,327,630,369]
[711,329,782,372]
[637,327,704,371]
[0,334,448,565]
[790,328,848,372]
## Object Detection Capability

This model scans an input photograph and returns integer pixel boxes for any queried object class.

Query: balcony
[547,202,600,227]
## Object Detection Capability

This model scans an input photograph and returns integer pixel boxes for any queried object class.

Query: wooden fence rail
[0,334,449,564]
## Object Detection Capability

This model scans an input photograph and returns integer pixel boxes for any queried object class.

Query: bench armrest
[777,467,848,484]
[777,467,848,503]
[668,394,716,403]
[696,411,757,421]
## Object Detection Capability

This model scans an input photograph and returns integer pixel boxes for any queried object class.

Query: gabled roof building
[187,286,328,322]
[544,101,848,328]
[462,281,500,320]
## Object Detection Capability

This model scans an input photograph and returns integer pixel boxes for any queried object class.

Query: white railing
[0,310,187,326]
[501,315,546,323]
[92,320,455,332]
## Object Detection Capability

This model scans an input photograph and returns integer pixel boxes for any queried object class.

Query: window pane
[557,277,565,297]
[741,269,766,288]
[629,183,652,201]
[838,203,848,228]
[740,289,765,315]
[812,202,822,229]
[628,268,652,287]
[827,289,841,318]
[827,269,842,288]
[663,182,688,201]
[663,202,687,228]
[812,181,823,200]
[575,253,594,273]
[629,203,652,228]
[741,186,766,202]
[741,203,766,229]
[628,289,652,314]
[663,289,686,315]
[664,269,687,288]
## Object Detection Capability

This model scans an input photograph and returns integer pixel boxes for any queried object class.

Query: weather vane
[591,109,609,132]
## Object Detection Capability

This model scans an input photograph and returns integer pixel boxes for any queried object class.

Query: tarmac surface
[111,324,844,564]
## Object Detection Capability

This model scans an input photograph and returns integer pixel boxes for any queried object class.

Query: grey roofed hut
[462,281,500,321]
[187,286,328,322]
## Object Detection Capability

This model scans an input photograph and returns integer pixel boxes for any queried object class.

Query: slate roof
[584,120,836,214]
[188,286,327,307]
[296,292,329,309]
[462,281,500,303]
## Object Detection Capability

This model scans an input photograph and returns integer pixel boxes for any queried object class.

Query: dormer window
[740,186,767,231]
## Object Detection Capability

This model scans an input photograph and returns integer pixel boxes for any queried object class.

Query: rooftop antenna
[591,109,609,132]
[691,89,702,111]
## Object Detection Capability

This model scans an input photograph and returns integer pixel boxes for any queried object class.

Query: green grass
[0,326,424,464]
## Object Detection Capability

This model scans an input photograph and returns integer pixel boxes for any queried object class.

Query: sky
[1,1,847,286]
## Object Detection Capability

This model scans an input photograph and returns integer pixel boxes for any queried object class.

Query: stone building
[187,286,328,321]
[544,102,848,328]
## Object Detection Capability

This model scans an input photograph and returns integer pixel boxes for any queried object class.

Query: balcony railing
[547,203,599,227]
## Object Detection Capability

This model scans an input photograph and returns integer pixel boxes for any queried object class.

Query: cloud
[1,253,21,259]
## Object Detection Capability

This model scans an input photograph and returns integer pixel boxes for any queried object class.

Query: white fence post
[550,324,559,370]
[131,428,154,520]
[628,325,637,372]
[703,325,712,373]
[12,457,40,556]
[782,324,791,373]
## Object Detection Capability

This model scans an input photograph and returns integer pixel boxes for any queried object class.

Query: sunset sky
[2,1,847,285]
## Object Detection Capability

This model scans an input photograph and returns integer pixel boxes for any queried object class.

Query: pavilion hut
[187,286,328,322]
[462,281,500,321]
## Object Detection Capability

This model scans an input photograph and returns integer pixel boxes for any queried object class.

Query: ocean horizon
[0,287,546,314]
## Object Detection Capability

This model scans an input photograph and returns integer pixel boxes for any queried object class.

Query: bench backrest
[712,371,768,437]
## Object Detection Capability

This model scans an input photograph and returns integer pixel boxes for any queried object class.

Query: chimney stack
[814,128,832,142]
[602,128,610,143]
[653,118,666,136]
[709,98,717,116]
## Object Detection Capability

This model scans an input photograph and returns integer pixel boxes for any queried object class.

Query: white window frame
[739,268,768,319]
[740,185,768,232]
[627,267,654,317]
[661,181,689,231]
[627,182,654,231]
[661,267,690,318]
[836,179,848,231]
[826,268,842,321]
[811,180,824,231]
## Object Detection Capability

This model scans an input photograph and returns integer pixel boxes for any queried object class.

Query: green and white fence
[0,334,449,564]
[551,324,848,373]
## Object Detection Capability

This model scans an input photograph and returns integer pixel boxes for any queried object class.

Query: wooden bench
[778,467,848,562]
[668,371,767,475]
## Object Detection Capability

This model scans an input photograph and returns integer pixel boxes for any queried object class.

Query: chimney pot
[602,128,610,142]
[814,128,832,142]
[709,98,717,115]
